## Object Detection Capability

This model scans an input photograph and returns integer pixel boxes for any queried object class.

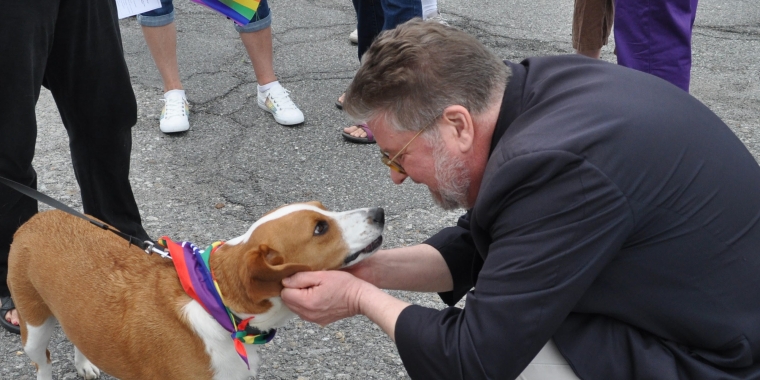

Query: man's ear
[441,105,475,153]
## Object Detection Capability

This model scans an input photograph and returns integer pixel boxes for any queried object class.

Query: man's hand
[281,270,411,341]
[340,245,454,293]
[281,271,367,326]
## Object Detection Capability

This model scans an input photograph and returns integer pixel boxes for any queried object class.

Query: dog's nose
[371,207,385,226]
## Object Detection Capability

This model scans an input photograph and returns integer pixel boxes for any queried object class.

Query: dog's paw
[75,362,101,379]
[74,347,101,379]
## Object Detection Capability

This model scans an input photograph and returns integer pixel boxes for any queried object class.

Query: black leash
[0,176,168,258]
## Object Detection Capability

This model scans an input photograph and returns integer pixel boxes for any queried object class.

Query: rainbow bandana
[159,237,276,369]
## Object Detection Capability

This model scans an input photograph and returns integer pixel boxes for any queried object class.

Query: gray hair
[343,18,510,133]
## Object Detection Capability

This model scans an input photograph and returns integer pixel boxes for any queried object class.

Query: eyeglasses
[380,125,431,175]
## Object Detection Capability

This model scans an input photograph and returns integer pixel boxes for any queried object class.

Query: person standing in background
[138,0,304,133]
[1,0,150,334]
[571,0,699,92]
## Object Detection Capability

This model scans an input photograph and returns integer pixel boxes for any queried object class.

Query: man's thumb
[282,271,310,288]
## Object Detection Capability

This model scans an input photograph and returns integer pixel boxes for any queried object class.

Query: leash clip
[143,240,172,260]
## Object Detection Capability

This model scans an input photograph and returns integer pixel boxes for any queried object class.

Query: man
[281,19,760,379]
[1,0,150,334]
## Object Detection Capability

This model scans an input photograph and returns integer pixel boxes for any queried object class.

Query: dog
[7,202,384,380]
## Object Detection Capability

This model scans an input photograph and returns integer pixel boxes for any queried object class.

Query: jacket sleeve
[424,211,480,306]
[395,151,634,380]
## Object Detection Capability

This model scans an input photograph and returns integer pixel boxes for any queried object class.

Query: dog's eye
[314,220,329,236]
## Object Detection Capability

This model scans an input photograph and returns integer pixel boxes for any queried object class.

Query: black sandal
[1,296,20,334]
[335,93,344,110]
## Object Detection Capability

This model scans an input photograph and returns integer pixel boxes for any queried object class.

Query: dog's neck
[230,297,296,332]
[206,244,296,332]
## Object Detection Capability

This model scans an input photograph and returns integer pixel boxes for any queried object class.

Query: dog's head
[210,202,384,315]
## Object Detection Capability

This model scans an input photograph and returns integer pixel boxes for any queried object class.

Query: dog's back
[8,203,384,380]
[8,210,214,379]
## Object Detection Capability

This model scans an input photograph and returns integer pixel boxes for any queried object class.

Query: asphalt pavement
[1,0,759,378]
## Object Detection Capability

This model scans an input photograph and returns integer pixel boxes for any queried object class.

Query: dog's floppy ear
[239,244,311,314]
[305,201,326,210]
[249,244,312,281]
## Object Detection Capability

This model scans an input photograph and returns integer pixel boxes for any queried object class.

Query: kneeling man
[282,19,760,380]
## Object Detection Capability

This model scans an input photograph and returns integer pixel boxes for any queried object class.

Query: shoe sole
[160,123,190,133]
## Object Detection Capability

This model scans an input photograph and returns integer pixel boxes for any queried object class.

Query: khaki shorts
[572,0,614,51]
[516,340,581,380]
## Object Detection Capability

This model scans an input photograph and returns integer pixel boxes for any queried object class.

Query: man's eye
[314,221,329,236]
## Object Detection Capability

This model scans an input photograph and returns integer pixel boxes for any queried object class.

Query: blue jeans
[351,0,421,60]
[138,0,272,33]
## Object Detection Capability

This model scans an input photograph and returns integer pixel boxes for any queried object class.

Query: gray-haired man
[282,19,760,380]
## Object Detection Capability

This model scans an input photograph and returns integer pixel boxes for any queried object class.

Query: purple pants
[614,0,699,92]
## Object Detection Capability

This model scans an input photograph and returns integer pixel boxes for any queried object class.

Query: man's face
[430,139,471,210]
[370,118,473,210]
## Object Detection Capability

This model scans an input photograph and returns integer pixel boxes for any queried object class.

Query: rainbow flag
[190,0,261,26]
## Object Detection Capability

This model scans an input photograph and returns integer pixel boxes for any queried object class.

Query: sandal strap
[357,124,374,140]
[0,296,15,313]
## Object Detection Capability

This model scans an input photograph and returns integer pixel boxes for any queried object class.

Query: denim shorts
[137,0,271,33]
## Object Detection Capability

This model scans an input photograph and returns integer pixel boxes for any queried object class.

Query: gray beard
[431,141,471,210]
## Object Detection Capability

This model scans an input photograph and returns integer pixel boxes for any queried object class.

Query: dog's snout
[371,207,385,226]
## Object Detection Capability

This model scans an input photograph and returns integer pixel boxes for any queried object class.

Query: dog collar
[159,237,276,369]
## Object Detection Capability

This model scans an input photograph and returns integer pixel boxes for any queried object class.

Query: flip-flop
[0,296,20,334]
[341,124,376,144]
[335,95,344,110]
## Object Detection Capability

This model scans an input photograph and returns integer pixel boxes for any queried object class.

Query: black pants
[351,0,422,61]
[0,0,150,297]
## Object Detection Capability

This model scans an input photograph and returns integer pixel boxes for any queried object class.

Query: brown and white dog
[7,202,384,380]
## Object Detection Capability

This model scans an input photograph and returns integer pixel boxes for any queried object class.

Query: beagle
[7,202,384,379]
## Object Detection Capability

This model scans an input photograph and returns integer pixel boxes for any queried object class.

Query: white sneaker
[257,83,304,126]
[159,90,190,133]
[349,28,358,44]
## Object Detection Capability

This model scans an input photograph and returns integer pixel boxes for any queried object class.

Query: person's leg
[420,0,438,19]
[0,0,55,331]
[45,0,149,242]
[238,28,276,85]
[137,0,189,133]
[141,23,182,92]
[353,0,384,61]
[572,0,614,59]
[236,0,304,126]
[342,0,421,142]
[515,340,581,380]
[381,0,422,32]
[614,0,698,91]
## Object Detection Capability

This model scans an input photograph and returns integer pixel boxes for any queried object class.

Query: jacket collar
[489,60,527,156]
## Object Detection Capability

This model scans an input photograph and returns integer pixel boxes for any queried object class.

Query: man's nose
[390,170,407,184]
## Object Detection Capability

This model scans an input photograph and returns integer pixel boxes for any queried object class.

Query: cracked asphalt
[1,0,758,378]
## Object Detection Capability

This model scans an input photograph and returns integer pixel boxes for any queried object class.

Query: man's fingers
[280,287,304,306]
[282,270,322,288]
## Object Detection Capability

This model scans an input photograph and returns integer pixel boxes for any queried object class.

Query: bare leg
[141,23,183,91]
[239,26,277,85]
[576,48,602,59]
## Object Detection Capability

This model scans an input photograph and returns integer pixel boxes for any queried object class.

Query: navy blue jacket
[394,55,760,380]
